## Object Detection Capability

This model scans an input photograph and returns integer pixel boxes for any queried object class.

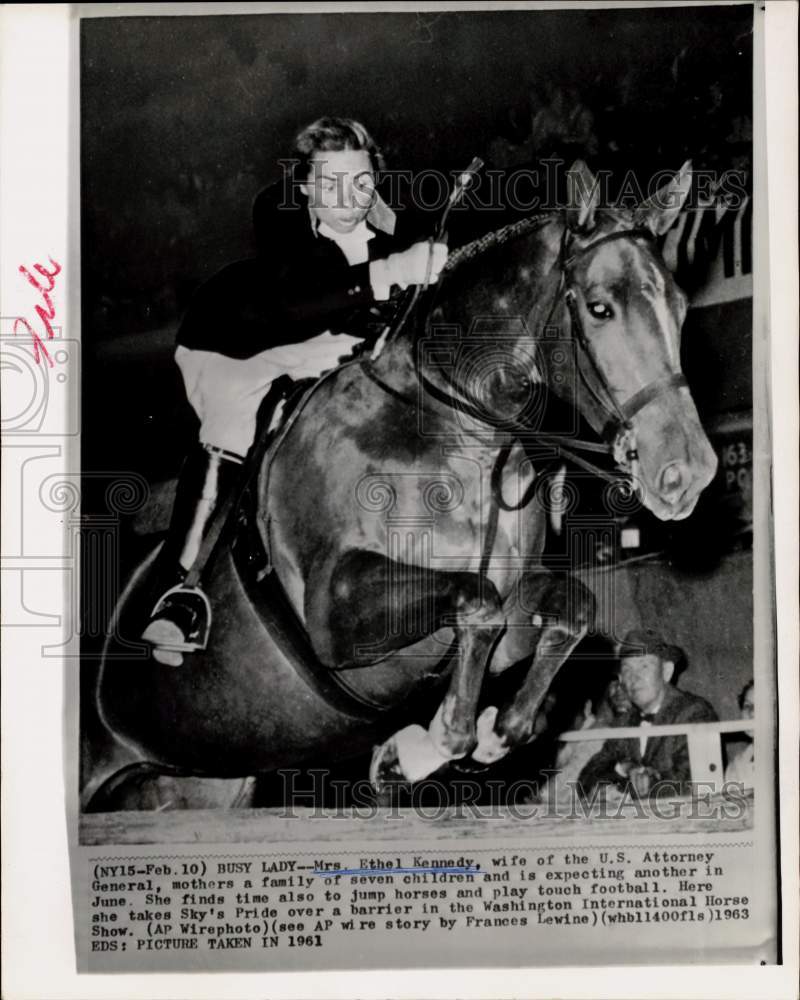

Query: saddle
[230,373,316,579]
[224,366,454,721]
[228,322,402,580]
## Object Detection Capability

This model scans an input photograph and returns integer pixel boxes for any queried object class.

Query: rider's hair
[293,117,385,174]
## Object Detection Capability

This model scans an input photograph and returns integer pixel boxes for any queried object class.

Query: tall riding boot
[142,443,243,664]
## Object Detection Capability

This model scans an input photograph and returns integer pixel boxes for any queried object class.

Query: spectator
[578,629,718,798]
[724,680,754,789]
[542,667,632,809]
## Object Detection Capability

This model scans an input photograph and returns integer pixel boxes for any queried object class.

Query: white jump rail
[557,719,755,785]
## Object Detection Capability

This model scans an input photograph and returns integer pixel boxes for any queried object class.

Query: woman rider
[142,117,448,665]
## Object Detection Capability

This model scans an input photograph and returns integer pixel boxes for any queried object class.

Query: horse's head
[534,161,718,521]
[414,160,716,520]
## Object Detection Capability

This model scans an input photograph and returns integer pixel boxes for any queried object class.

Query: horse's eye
[587,302,614,321]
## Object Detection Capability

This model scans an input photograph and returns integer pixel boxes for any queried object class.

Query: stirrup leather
[144,584,212,653]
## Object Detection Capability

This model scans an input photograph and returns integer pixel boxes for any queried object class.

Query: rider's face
[302,149,376,234]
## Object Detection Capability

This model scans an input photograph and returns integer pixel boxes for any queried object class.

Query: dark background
[82,6,752,349]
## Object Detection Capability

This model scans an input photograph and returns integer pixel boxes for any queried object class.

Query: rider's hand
[580,699,595,727]
[370,242,448,298]
[392,241,448,287]
[629,765,660,798]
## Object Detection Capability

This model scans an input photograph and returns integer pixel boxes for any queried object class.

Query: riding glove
[369,241,448,299]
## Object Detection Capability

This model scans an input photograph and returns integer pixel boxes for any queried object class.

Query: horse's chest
[387,445,539,592]
[472,449,538,584]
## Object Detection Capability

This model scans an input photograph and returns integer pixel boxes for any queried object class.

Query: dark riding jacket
[175,184,407,361]
[577,684,718,797]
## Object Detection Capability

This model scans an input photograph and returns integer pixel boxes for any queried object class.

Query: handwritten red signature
[13,257,62,367]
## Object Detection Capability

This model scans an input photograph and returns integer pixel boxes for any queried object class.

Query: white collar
[640,693,665,720]
[316,219,375,265]
[317,219,373,246]
[307,190,397,238]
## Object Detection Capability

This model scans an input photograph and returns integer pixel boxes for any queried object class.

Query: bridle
[362,214,688,512]
[553,223,688,485]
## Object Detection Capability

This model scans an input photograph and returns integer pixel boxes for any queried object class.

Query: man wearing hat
[578,628,718,798]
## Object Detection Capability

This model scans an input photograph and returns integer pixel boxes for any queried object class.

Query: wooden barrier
[81,788,754,847]
[557,719,755,786]
[80,725,754,846]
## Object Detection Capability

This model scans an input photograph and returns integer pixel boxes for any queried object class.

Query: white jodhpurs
[175,332,363,457]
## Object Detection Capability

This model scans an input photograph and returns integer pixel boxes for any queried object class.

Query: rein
[361,217,688,515]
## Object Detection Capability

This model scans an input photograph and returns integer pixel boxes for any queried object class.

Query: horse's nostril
[659,462,686,500]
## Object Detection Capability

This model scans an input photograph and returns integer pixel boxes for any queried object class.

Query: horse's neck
[370,335,417,393]
[369,335,500,448]
[368,217,565,440]
[447,216,564,328]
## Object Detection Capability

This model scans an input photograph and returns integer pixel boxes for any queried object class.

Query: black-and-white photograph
[46,0,787,976]
[79,2,758,818]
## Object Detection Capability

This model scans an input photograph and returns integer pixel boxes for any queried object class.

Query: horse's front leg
[311,550,506,787]
[471,572,595,765]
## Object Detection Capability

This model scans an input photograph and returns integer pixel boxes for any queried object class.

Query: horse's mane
[442,206,643,275]
[442,211,556,274]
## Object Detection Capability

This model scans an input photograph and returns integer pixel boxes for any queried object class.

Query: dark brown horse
[87,162,717,808]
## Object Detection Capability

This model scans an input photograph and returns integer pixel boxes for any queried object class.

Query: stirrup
[142,584,212,653]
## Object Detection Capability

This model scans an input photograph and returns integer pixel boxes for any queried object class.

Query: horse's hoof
[472,706,510,764]
[371,723,454,790]
[369,737,407,793]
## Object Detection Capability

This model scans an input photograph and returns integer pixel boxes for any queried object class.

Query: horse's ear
[634,160,693,236]
[566,160,600,232]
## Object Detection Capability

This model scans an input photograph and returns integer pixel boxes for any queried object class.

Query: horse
[85,161,718,810]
